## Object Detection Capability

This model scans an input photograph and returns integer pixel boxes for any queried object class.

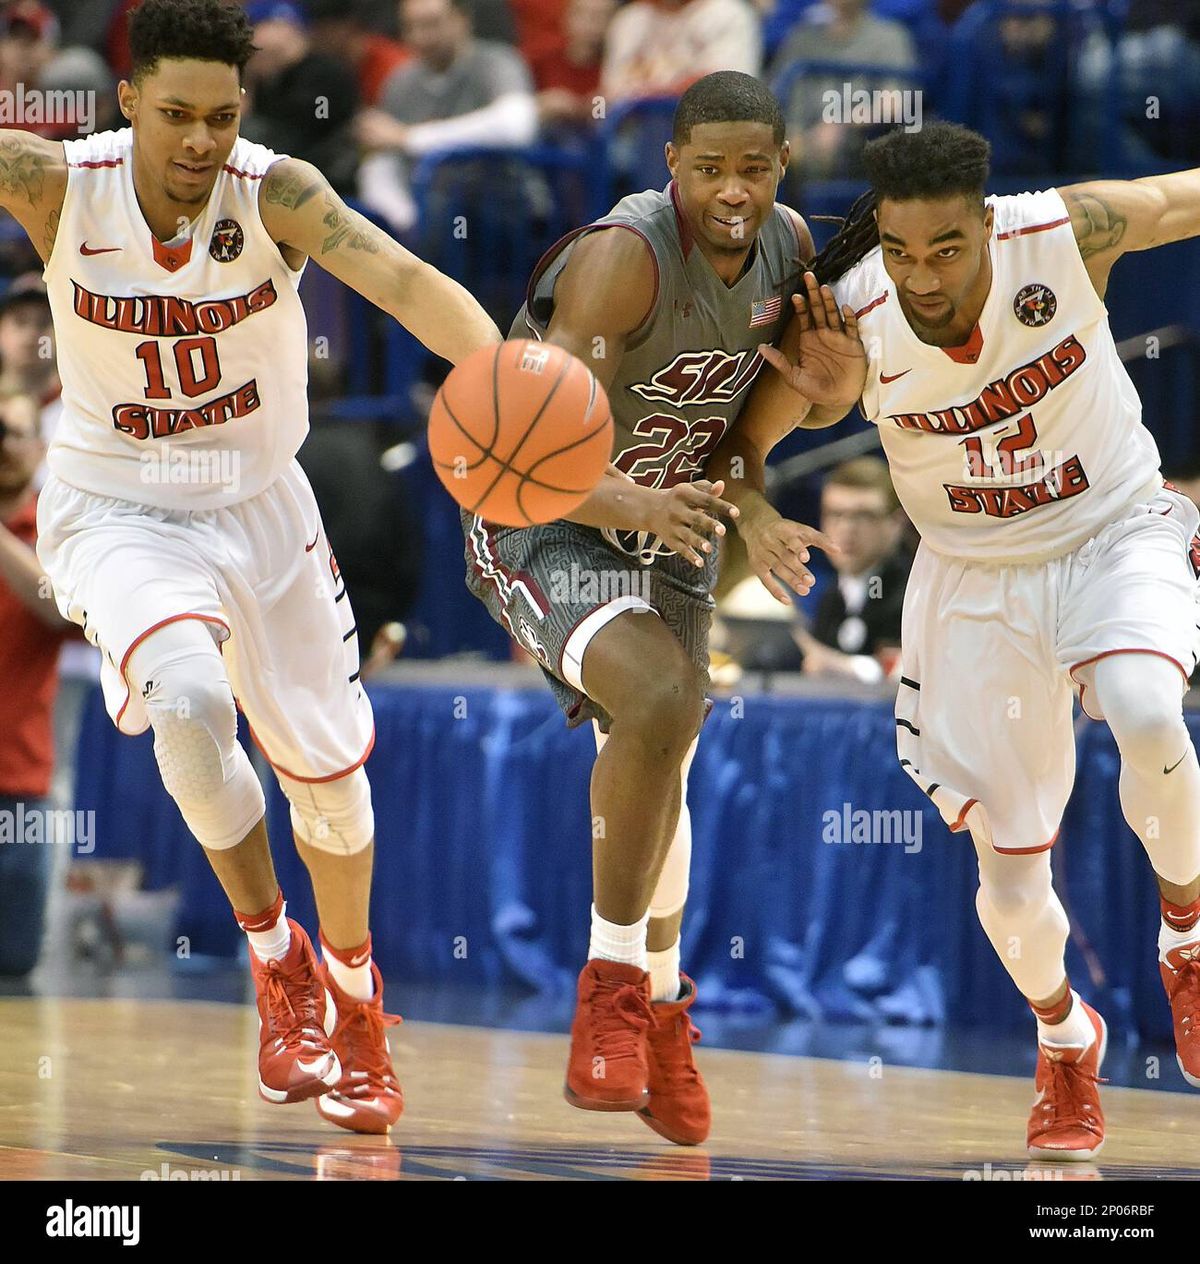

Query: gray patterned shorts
[462,511,717,731]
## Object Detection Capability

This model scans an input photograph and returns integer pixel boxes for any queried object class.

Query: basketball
[428,338,613,526]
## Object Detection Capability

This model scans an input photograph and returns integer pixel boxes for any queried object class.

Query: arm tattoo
[42,207,58,258]
[1064,191,1127,260]
[262,163,321,211]
[319,194,381,257]
[0,138,46,207]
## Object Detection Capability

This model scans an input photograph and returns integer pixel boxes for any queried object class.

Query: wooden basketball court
[1,996,1196,1180]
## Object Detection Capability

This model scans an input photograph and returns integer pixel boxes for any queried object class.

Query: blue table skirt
[72,677,1185,1040]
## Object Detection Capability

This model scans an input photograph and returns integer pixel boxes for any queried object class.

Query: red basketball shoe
[638,974,711,1146]
[1026,1000,1107,1161]
[249,919,340,1104]
[315,961,404,1134]
[564,959,652,1111]
[1160,942,1200,1087]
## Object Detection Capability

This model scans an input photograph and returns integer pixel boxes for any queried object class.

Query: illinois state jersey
[514,180,804,560]
[832,188,1162,564]
[43,129,309,509]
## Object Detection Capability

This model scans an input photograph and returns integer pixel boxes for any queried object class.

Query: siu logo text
[629,349,761,406]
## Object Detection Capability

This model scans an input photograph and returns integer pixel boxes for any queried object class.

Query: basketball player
[4,0,501,1132]
[711,121,1200,1159]
[463,71,835,1144]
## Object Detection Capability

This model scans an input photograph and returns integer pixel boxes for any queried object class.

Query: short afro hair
[672,72,785,148]
[129,0,257,86]
[863,121,991,210]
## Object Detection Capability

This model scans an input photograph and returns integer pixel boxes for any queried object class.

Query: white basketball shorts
[36,459,373,782]
[896,483,1200,854]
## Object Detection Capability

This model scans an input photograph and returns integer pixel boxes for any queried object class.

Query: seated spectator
[355,0,537,235]
[0,274,61,465]
[307,0,412,107]
[533,0,614,134]
[768,0,916,180]
[241,2,361,195]
[0,388,74,979]
[600,0,761,105]
[0,1,113,138]
[796,456,911,682]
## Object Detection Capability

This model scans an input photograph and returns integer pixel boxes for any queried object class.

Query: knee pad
[1094,653,1190,774]
[650,737,698,919]
[140,660,265,851]
[281,767,375,856]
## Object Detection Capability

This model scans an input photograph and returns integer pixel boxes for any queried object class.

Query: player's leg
[220,462,397,1133]
[1063,485,1200,1087]
[125,618,340,1105]
[899,544,1105,1159]
[1090,652,1200,1084]
[34,477,339,1106]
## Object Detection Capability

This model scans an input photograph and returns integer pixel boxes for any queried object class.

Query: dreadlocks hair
[807,121,992,286]
[129,0,257,86]
[672,72,786,148]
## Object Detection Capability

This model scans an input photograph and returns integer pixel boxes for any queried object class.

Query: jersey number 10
[135,336,222,399]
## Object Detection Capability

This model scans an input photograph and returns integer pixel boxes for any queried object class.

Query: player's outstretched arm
[259,157,500,363]
[540,227,738,566]
[0,130,67,264]
[1059,170,1200,298]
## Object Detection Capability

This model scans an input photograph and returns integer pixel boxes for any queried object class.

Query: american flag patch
[749,296,782,327]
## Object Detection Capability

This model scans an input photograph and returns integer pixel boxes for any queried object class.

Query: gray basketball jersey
[511,180,805,560]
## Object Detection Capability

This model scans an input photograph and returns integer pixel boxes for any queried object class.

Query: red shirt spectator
[0,491,71,798]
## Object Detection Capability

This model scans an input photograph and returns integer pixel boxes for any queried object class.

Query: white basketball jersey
[44,129,309,509]
[832,189,1161,564]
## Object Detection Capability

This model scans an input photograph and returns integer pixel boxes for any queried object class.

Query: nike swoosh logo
[349,951,370,967]
[1164,751,1188,775]
[80,242,121,256]
[880,369,911,384]
[304,531,320,552]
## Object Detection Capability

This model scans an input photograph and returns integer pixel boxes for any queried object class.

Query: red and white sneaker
[315,961,404,1134]
[1026,1000,1107,1162]
[1160,942,1200,1087]
[250,919,341,1104]
[638,974,711,1146]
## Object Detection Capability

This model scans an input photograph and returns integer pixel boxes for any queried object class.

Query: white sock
[1159,918,1200,960]
[325,953,374,1001]
[1037,990,1095,1050]
[647,938,682,1002]
[589,904,648,969]
[246,908,292,964]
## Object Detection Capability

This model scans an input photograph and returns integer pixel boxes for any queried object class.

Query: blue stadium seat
[597,95,680,205]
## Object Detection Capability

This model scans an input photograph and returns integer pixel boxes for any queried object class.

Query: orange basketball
[428,339,613,526]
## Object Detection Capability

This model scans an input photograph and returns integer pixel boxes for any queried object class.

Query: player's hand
[758,270,866,409]
[645,479,740,569]
[741,508,838,603]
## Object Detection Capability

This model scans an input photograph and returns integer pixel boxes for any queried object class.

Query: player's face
[876,196,993,338]
[821,484,902,576]
[666,122,788,258]
[119,59,243,210]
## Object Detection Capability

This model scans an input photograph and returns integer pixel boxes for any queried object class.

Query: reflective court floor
[2,981,1199,1181]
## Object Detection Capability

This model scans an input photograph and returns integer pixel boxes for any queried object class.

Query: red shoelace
[587,978,653,1064]
[330,1001,402,1097]
[1033,1056,1104,1137]
[262,957,326,1049]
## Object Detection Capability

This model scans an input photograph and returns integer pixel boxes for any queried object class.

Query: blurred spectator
[356,0,536,234]
[533,0,613,132]
[0,273,60,465]
[510,0,568,70]
[796,456,910,682]
[601,0,761,104]
[768,0,915,179]
[0,1,113,138]
[0,387,73,978]
[307,0,412,107]
[241,2,361,194]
